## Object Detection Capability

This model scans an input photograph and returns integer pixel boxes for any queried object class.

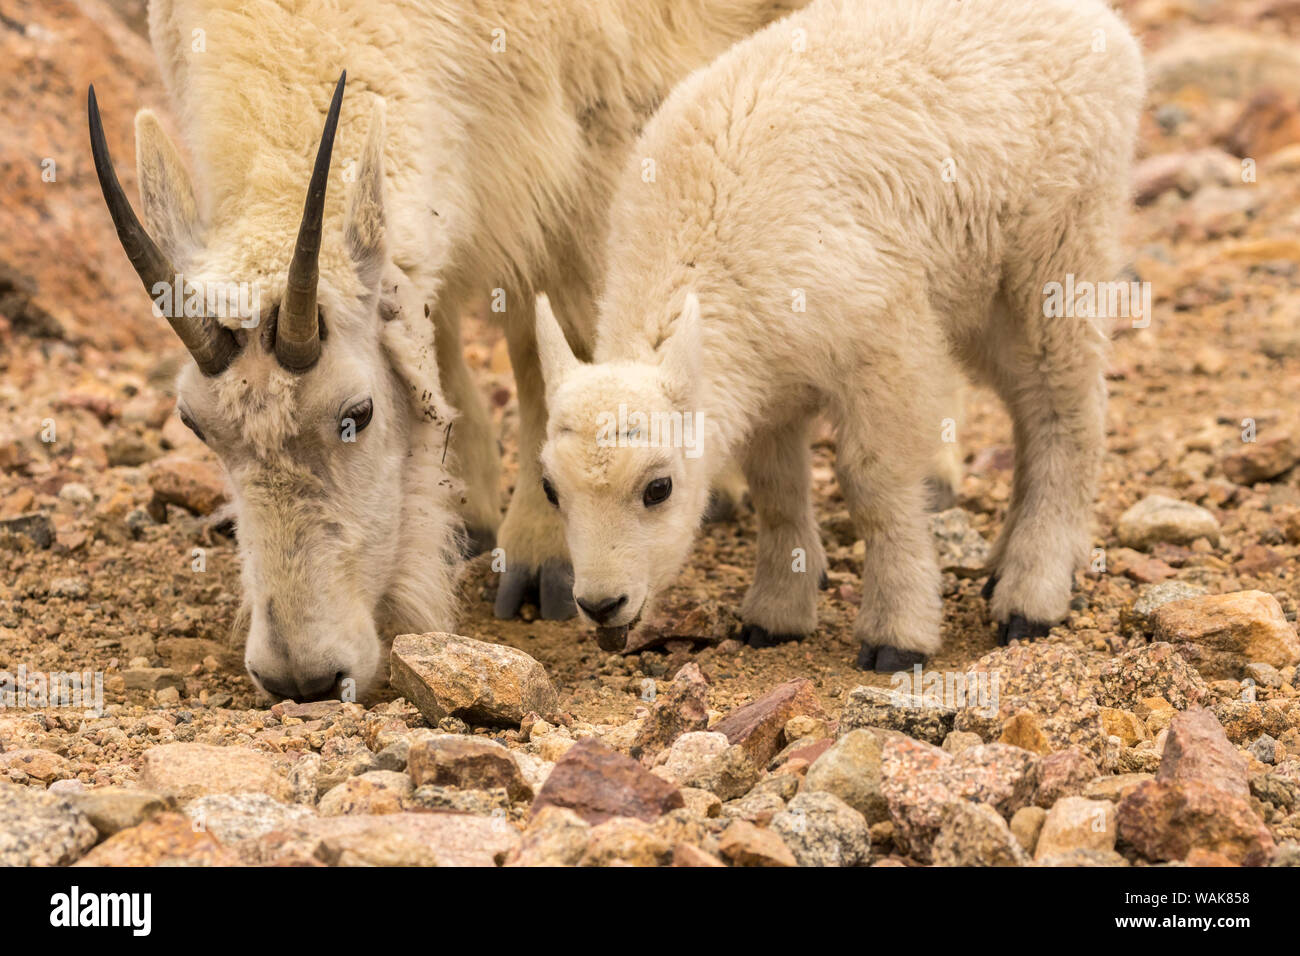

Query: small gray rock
[771,791,872,867]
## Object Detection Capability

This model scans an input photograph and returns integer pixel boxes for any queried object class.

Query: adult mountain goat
[89,0,811,699]
[537,0,1144,669]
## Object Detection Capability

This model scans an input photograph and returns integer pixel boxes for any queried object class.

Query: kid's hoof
[997,614,1052,646]
[819,570,830,590]
[856,644,928,672]
[981,573,999,601]
[492,561,577,620]
[459,525,497,559]
[739,623,805,648]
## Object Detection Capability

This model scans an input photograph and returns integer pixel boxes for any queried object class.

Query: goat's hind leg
[832,389,943,673]
[983,210,1113,644]
[737,414,826,648]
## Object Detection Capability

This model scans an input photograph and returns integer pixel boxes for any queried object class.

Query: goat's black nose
[254,669,342,702]
[575,594,628,625]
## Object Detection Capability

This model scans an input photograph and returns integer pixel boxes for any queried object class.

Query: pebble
[139,743,294,804]
[318,771,414,815]
[147,457,228,515]
[1034,797,1116,859]
[708,678,825,769]
[0,782,98,866]
[841,684,955,745]
[505,806,591,867]
[1123,581,1209,633]
[531,739,684,824]
[630,661,710,759]
[931,801,1028,867]
[407,734,532,801]
[1156,708,1250,799]
[67,787,170,838]
[1115,495,1221,549]
[928,508,992,576]
[75,812,240,866]
[770,791,872,867]
[1118,779,1274,866]
[1221,432,1300,485]
[805,728,889,824]
[252,811,520,867]
[718,819,797,867]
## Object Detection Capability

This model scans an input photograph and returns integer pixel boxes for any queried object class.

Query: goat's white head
[536,293,711,651]
[89,75,452,701]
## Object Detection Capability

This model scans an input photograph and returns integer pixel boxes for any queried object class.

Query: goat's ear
[536,293,579,402]
[345,98,387,292]
[135,110,202,258]
[660,292,702,401]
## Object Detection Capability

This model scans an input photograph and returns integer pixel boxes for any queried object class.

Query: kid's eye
[542,477,559,508]
[643,476,672,507]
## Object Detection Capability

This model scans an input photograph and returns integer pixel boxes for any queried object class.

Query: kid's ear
[660,292,702,402]
[535,293,580,403]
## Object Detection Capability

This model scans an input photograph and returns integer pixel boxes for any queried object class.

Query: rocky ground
[2,0,1300,866]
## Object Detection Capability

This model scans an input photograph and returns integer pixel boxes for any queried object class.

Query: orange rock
[147,456,228,515]
[74,813,241,866]
[1151,590,1300,679]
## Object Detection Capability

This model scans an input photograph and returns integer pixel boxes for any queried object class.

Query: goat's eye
[178,408,205,442]
[341,398,373,437]
[541,477,559,508]
[643,476,672,507]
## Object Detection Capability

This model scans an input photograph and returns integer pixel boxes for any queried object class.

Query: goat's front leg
[432,298,501,556]
[492,294,576,620]
[737,415,826,647]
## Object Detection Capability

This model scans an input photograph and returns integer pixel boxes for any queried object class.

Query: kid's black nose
[575,593,628,625]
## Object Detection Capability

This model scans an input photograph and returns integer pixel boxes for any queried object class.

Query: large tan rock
[139,743,294,803]
[1151,591,1300,679]
[390,632,558,726]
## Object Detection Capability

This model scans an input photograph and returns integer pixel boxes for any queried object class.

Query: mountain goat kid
[536,0,1143,669]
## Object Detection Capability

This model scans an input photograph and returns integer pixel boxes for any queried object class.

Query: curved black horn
[88,86,238,376]
[276,71,346,371]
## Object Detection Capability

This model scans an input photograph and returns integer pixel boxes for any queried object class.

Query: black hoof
[996,614,1052,646]
[924,474,958,513]
[739,623,805,648]
[818,570,830,591]
[492,563,534,620]
[459,525,497,559]
[981,573,1000,602]
[492,560,577,620]
[538,559,576,620]
[856,643,928,672]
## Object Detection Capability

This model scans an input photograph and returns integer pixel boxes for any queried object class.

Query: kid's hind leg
[737,414,826,648]
[982,201,1115,643]
[831,396,942,673]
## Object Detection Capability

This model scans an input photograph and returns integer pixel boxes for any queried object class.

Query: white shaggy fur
[538,0,1144,663]
[125,0,810,693]
[135,0,472,698]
